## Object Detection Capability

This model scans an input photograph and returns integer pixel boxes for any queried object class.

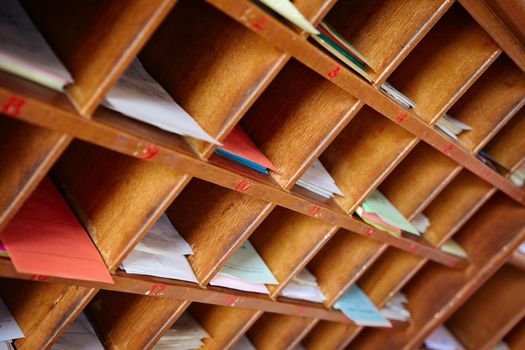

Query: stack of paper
[312,22,373,82]
[281,268,326,303]
[210,240,278,294]
[379,293,410,322]
[257,0,318,35]
[510,168,525,187]
[233,336,257,350]
[155,313,209,350]
[0,298,23,350]
[356,190,420,238]
[121,213,198,283]
[333,285,391,327]
[0,177,113,283]
[424,325,465,350]
[52,313,104,350]
[435,114,472,141]
[0,0,73,91]
[411,213,430,235]
[440,239,467,259]
[477,151,510,176]
[104,59,218,144]
[380,82,415,110]
[296,159,343,199]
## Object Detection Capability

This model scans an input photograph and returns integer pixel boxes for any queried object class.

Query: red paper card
[0,177,113,283]
[220,125,277,171]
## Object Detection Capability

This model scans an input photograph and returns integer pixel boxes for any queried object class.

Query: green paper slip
[219,240,278,285]
[362,190,420,235]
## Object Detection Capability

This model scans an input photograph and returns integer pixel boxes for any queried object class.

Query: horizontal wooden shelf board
[0,259,352,323]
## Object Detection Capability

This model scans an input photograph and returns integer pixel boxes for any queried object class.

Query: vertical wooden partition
[21,0,177,115]
[0,117,70,232]
[446,264,525,350]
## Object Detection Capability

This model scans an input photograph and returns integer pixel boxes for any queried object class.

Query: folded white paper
[52,313,104,350]
[0,0,72,91]
[0,299,23,342]
[105,59,218,144]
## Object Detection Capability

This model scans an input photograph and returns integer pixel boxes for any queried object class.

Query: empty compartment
[250,206,338,298]
[483,107,525,171]
[165,179,274,285]
[0,116,70,231]
[20,0,176,115]
[0,278,96,349]
[239,59,360,189]
[448,55,525,152]
[446,264,525,350]
[188,303,262,350]
[423,170,494,246]
[51,140,189,270]
[320,106,417,213]
[307,229,387,306]
[88,290,189,350]
[322,0,452,81]
[388,3,500,122]
[378,142,461,219]
[247,313,317,350]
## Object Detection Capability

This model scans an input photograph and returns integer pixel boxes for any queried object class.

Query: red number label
[2,96,26,116]
[443,144,455,155]
[146,283,167,296]
[252,16,268,31]
[30,274,49,281]
[224,295,239,307]
[308,205,321,217]
[365,228,373,238]
[328,66,341,79]
[395,114,408,123]
[235,179,252,192]
[139,144,159,160]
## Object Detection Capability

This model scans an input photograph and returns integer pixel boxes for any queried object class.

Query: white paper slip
[411,212,430,234]
[51,313,104,350]
[167,313,209,340]
[281,280,326,303]
[293,269,318,287]
[155,313,209,350]
[0,342,14,350]
[296,180,334,199]
[379,292,410,322]
[380,82,415,109]
[122,250,198,283]
[0,0,72,91]
[218,240,278,285]
[297,159,343,198]
[104,59,218,144]
[135,213,193,256]
[0,298,23,342]
[492,341,510,350]
[519,242,525,255]
[424,325,465,350]
[233,336,257,350]
[210,273,269,294]
[258,0,319,35]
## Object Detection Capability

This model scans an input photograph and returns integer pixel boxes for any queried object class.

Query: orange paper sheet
[0,177,113,283]
[220,125,277,171]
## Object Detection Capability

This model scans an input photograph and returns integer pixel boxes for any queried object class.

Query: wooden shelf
[1,0,525,348]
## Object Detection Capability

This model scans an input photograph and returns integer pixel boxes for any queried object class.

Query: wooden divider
[189,303,262,350]
[21,0,177,115]
[240,59,361,189]
[250,206,339,297]
[0,278,96,350]
[505,318,525,349]
[0,117,70,232]
[388,3,500,123]
[484,108,525,170]
[320,106,417,213]
[449,54,525,152]
[52,140,190,271]
[446,264,525,350]
[322,0,452,82]
[88,292,189,350]
[166,179,274,285]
